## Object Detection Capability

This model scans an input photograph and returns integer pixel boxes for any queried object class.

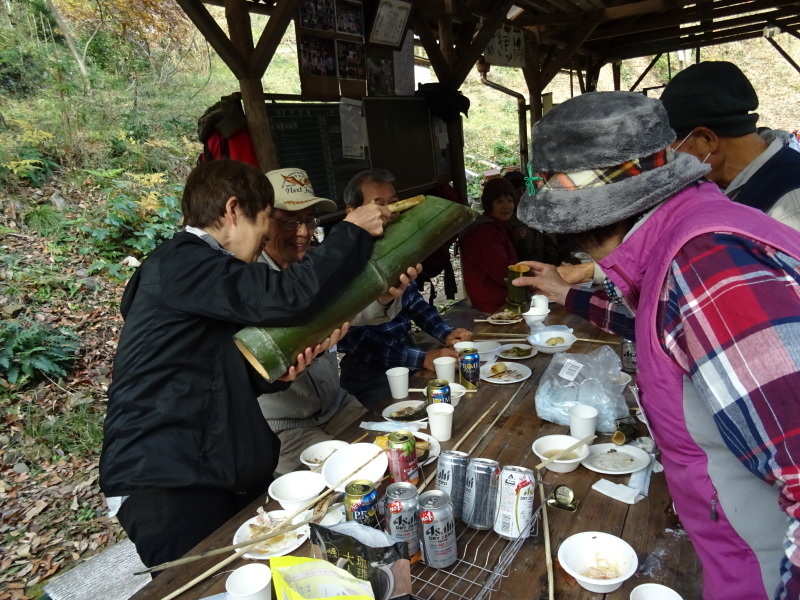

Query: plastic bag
[534,345,629,433]
[310,522,412,600]
[271,555,375,600]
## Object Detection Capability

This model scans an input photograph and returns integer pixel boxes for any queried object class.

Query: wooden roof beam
[250,0,298,76]
[451,0,515,86]
[412,9,456,85]
[176,0,249,79]
[540,21,598,85]
[201,0,274,16]
[766,36,800,76]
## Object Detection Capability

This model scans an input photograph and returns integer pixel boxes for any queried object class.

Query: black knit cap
[660,61,759,138]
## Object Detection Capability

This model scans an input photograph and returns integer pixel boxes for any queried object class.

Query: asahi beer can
[493,465,535,539]
[462,458,500,530]
[417,490,457,569]
[459,348,480,390]
[436,450,469,519]
[345,480,379,528]
[387,431,420,486]
[622,337,637,372]
[384,482,420,556]
[426,379,451,405]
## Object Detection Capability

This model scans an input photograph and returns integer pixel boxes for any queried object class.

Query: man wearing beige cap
[257,167,419,473]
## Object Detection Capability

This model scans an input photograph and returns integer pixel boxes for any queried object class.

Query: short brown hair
[182,160,274,228]
[481,177,516,213]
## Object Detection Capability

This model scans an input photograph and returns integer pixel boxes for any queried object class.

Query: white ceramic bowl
[299,440,350,468]
[532,434,589,473]
[557,531,638,593]
[322,442,389,492]
[453,340,500,362]
[449,382,466,407]
[268,471,326,512]
[527,330,577,354]
[630,583,683,600]
[319,506,345,527]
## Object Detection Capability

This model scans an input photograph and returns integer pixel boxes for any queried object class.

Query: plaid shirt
[567,232,800,598]
[338,282,453,370]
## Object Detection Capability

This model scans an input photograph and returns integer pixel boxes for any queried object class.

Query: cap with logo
[266,168,337,212]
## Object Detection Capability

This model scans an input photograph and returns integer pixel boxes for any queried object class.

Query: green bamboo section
[235,195,476,380]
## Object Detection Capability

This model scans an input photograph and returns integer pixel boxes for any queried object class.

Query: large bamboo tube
[235,195,476,380]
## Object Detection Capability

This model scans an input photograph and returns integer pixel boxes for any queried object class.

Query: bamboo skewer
[149,451,384,591]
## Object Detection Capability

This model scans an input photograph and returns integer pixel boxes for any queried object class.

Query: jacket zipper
[710,486,718,521]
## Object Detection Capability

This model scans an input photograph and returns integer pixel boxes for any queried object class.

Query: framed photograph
[337,40,366,80]
[299,36,337,77]
[298,0,335,33]
[336,0,364,36]
[367,57,394,96]
[368,0,411,48]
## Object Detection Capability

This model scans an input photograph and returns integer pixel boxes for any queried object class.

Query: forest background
[0,1,798,598]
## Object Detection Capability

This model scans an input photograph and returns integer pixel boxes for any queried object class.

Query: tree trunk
[44,0,91,92]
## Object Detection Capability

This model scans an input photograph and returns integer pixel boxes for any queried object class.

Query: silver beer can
[384,482,420,556]
[417,490,457,569]
[493,465,535,539]
[436,450,469,519]
[462,458,500,530]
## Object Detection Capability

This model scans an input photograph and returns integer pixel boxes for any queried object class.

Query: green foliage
[24,205,64,235]
[0,119,60,187]
[0,318,81,388]
[0,45,49,97]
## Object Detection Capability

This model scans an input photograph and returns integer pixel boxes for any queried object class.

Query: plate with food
[382,400,427,422]
[233,509,311,559]
[581,443,651,475]
[480,361,532,384]
[487,309,524,325]
[498,344,537,360]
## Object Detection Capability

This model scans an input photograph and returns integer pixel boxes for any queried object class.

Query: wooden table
[131,304,702,600]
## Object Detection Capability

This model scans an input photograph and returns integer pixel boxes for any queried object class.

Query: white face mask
[672,130,711,164]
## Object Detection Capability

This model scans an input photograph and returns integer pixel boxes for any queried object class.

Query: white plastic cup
[532,294,549,309]
[569,404,598,442]
[386,367,409,399]
[630,583,683,600]
[427,403,454,442]
[433,356,457,383]
[226,563,272,600]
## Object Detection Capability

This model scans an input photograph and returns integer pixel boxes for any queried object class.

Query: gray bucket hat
[518,91,710,233]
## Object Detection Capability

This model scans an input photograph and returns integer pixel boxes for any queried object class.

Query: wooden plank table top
[131,304,702,600]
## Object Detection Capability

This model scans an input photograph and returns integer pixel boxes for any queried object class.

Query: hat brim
[274,197,338,213]
[517,153,711,233]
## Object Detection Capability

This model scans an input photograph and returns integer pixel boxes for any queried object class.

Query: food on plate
[490,362,508,375]
[489,309,521,322]
[488,368,522,381]
[246,508,304,554]
[581,555,623,580]
[500,345,532,358]
[374,435,430,459]
[388,403,427,420]
[591,448,637,470]
[546,336,565,346]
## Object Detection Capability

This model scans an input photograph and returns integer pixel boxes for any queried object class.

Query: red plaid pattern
[537,149,671,191]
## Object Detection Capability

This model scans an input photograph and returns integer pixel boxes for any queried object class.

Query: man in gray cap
[660,61,800,230]
[513,91,800,600]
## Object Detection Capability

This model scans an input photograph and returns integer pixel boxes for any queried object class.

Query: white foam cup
[433,356,457,383]
[386,367,409,399]
[569,404,598,442]
[225,563,272,600]
[427,403,454,442]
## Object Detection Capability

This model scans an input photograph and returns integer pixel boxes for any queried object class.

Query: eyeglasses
[272,217,320,231]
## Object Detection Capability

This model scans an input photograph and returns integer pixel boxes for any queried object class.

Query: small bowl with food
[268,471,327,512]
[557,531,638,593]
[527,330,577,354]
[300,440,350,468]
[454,340,500,362]
[532,434,589,473]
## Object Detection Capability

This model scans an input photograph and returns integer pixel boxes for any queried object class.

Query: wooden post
[613,61,622,90]
[448,117,468,203]
[225,0,280,171]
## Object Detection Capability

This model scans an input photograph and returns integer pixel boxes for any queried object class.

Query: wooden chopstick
[473,333,529,339]
[534,434,596,470]
[576,337,621,345]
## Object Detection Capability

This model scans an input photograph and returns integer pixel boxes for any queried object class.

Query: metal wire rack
[409,481,552,600]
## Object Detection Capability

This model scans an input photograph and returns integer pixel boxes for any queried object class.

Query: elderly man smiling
[256,168,419,473]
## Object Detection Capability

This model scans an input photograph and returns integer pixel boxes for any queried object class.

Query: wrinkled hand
[378,264,423,305]
[278,322,350,381]
[343,203,391,237]
[423,347,460,372]
[445,328,472,346]
[511,261,571,306]
[556,262,594,285]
